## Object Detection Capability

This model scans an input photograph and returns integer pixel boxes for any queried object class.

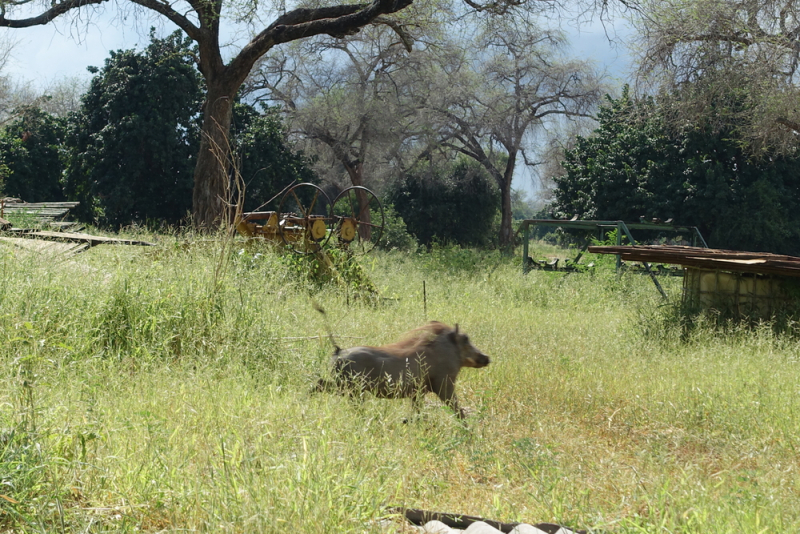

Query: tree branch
[373,16,413,52]
[229,0,413,82]
[0,0,106,27]
[776,117,800,134]
[129,0,201,41]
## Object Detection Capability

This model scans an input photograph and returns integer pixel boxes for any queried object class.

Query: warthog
[315,321,490,419]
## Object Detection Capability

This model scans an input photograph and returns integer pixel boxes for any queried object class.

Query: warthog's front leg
[433,377,465,419]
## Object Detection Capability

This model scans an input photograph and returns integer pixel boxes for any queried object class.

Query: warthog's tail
[311,300,341,354]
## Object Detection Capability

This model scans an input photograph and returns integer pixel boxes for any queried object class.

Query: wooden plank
[6,229,155,247]
[29,231,155,247]
[1,202,79,208]
[1,201,80,224]
[48,221,85,232]
[2,208,73,216]
[0,237,89,256]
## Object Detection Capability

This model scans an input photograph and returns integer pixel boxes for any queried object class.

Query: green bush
[375,204,418,252]
[554,86,800,255]
[387,158,500,248]
[0,107,67,202]
[65,31,202,226]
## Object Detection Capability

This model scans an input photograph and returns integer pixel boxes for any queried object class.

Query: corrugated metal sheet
[588,245,800,278]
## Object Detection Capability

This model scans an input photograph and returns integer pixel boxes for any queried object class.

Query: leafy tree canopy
[65,31,203,226]
[554,86,800,254]
[0,106,67,202]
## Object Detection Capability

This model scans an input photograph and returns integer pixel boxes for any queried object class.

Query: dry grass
[0,236,798,532]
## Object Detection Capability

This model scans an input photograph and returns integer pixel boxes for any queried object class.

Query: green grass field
[1,235,799,533]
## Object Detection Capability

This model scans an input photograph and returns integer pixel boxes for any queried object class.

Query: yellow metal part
[264,212,278,228]
[236,210,330,252]
[310,218,327,241]
[339,218,357,242]
[236,219,255,237]
[236,212,280,239]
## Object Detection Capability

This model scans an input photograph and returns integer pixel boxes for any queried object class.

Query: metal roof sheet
[588,245,800,278]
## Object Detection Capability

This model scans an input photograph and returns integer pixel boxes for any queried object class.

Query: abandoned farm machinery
[235,183,385,255]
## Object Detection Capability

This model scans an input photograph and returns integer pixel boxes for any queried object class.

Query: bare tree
[420,16,602,247]
[534,115,596,203]
[245,8,449,236]
[634,0,800,152]
[248,26,411,189]
[1,74,88,121]
[0,33,17,122]
[35,76,88,117]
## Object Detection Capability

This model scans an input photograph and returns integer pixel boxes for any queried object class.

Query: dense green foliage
[375,204,418,251]
[64,32,203,226]
[0,107,67,202]
[554,87,800,254]
[388,158,500,247]
[231,104,317,212]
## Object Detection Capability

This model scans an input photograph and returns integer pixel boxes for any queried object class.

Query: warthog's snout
[465,351,491,368]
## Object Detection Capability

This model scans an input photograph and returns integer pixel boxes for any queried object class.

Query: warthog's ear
[449,324,459,343]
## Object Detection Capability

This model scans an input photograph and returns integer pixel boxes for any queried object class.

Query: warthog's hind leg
[402,391,427,424]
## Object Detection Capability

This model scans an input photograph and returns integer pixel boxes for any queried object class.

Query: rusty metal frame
[235,183,386,255]
[518,219,708,300]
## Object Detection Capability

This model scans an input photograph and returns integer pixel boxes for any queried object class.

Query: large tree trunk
[499,177,513,248]
[192,82,236,229]
[475,151,516,249]
[498,152,517,249]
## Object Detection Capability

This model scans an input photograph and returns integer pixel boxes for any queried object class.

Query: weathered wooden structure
[1,230,155,256]
[1,198,154,256]
[0,198,81,230]
[589,245,800,317]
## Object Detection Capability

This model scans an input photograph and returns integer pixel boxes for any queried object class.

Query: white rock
[510,525,550,534]
[463,521,504,534]
[422,520,457,533]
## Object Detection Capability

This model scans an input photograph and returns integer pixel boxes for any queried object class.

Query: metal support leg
[618,221,667,300]
[522,225,530,274]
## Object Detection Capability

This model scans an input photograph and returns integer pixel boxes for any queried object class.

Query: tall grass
[1,236,799,532]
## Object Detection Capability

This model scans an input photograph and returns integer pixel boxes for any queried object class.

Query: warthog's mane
[377,321,453,357]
